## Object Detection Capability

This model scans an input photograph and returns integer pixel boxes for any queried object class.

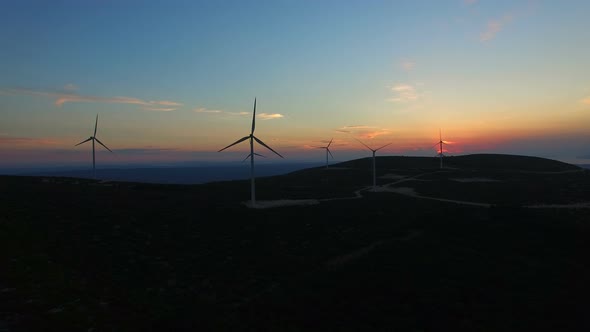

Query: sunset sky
[1,0,590,169]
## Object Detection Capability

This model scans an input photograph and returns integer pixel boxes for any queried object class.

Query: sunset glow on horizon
[1,0,590,169]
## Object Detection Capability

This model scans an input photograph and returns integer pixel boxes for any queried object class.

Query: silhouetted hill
[1,154,589,332]
[333,153,581,172]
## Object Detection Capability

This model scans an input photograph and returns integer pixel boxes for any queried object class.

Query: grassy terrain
[1,154,589,331]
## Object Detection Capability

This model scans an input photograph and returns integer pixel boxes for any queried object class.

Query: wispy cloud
[194,107,247,116]
[480,14,513,42]
[1,88,183,111]
[142,107,177,112]
[464,0,477,5]
[337,125,390,139]
[194,107,284,120]
[258,113,284,120]
[194,107,223,113]
[581,97,590,105]
[335,125,373,133]
[400,59,415,71]
[359,129,390,139]
[388,84,419,102]
[152,100,182,106]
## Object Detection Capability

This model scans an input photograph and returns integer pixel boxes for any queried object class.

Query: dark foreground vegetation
[1,154,589,331]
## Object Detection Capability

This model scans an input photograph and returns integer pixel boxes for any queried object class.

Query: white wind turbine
[314,138,334,169]
[354,137,392,190]
[218,98,284,207]
[75,114,113,179]
[355,138,392,190]
[434,128,448,169]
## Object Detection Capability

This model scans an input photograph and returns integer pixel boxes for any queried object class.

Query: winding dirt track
[322,169,590,209]
[254,168,590,209]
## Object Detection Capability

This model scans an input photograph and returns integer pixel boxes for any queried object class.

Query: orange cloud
[359,130,390,139]
[337,125,391,140]
[581,97,590,105]
[335,125,372,133]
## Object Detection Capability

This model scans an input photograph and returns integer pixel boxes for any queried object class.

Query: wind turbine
[434,128,448,169]
[75,114,113,179]
[218,98,283,207]
[314,138,334,169]
[354,137,392,190]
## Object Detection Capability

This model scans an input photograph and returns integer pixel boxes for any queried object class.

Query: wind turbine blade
[327,148,334,159]
[218,136,250,152]
[354,137,372,151]
[95,138,113,153]
[327,138,333,148]
[75,137,93,146]
[253,136,284,158]
[251,98,256,134]
[94,114,99,137]
[376,142,392,151]
[242,152,266,162]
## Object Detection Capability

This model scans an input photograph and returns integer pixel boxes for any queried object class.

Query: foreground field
[1,154,589,331]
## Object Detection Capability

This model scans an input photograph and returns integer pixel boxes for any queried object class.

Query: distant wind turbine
[314,138,334,169]
[354,137,392,190]
[434,129,448,169]
[75,114,113,179]
[218,98,284,207]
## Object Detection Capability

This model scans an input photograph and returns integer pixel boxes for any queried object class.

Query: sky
[1,0,590,169]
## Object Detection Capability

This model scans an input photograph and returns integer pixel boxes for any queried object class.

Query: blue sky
[1,0,590,168]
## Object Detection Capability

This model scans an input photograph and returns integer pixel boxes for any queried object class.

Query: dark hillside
[333,154,581,172]
[442,153,581,171]
[1,154,589,331]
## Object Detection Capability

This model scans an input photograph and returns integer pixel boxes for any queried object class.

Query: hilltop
[1,154,589,331]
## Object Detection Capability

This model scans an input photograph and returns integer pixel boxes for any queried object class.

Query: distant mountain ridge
[7,154,583,185]
[18,162,324,184]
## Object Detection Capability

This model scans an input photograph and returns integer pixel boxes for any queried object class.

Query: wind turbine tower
[435,129,448,169]
[218,98,284,207]
[75,114,113,179]
[354,138,392,190]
